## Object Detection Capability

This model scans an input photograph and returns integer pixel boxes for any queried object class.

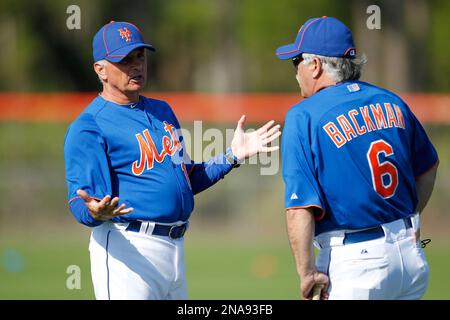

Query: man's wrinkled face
[293,54,318,98]
[104,48,147,93]
[293,55,309,98]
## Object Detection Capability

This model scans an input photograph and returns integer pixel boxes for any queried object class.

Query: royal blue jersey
[64,95,235,227]
[282,81,438,235]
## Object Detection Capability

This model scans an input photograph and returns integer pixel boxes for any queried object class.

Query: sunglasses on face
[292,55,303,69]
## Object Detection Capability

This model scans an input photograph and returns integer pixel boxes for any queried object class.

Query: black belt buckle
[169,223,187,239]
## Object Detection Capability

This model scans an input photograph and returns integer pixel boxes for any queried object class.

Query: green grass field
[0,237,448,300]
[0,122,449,299]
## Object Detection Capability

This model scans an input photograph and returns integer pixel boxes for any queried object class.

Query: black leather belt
[343,217,413,245]
[125,221,188,239]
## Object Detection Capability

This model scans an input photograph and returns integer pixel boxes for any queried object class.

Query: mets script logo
[118,27,132,42]
[132,122,181,176]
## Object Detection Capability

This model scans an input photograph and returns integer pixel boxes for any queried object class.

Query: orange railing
[0,92,449,123]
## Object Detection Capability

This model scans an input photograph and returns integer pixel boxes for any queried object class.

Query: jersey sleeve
[185,150,234,195]
[407,109,439,177]
[162,101,235,195]
[69,197,103,227]
[64,114,112,220]
[282,110,326,220]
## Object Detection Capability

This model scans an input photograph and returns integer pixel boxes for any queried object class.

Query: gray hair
[95,59,108,84]
[302,53,367,83]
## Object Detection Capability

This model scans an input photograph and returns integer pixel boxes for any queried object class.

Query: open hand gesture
[77,189,134,221]
[231,115,281,161]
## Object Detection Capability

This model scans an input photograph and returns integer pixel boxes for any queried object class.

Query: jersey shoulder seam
[90,97,109,120]
[75,98,108,137]
[143,96,180,128]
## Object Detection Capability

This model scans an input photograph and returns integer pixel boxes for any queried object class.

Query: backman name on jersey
[323,102,405,148]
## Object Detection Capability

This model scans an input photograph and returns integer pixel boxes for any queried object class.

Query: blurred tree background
[0,0,449,299]
[0,0,449,93]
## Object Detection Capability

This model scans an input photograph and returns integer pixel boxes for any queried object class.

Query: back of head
[276,16,366,82]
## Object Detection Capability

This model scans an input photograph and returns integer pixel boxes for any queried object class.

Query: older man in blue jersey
[276,16,438,300]
[64,21,280,300]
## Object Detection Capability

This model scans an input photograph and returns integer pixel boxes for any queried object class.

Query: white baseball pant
[314,214,429,300]
[88,221,187,300]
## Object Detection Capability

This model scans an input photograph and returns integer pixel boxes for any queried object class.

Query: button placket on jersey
[143,109,185,219]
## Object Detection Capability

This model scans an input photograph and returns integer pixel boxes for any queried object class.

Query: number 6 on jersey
[367,139,399,198]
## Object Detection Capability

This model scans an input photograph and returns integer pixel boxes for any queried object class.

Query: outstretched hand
[77,189,134,221]
[231,115,281,161]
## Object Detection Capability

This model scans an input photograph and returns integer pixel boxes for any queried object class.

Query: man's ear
[311,57,323,79]
[93,62,107,82]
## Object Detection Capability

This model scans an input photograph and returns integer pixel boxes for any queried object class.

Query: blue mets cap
[275,16,356,60]
[92,21,155,63]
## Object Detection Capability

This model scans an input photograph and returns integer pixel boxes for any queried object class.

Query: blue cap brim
[275,43,301,60]
[105,43,155,63]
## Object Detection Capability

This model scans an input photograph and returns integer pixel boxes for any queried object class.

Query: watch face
[225,152,237,167]
[225,149,240,168]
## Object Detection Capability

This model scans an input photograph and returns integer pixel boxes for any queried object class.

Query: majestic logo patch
[347,83,360,92]
[132,122,181,176]
[290,193,299,200]
[118,27,132,42]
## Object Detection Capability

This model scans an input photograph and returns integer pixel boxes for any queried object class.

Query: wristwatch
[225,147,241,168]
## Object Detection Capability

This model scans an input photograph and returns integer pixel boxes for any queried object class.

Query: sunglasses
[292,55,303,69]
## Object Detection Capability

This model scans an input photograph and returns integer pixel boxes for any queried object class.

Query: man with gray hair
[276,16,438,300]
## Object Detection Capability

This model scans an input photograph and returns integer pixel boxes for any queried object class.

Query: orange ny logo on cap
[118,27,132,42]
